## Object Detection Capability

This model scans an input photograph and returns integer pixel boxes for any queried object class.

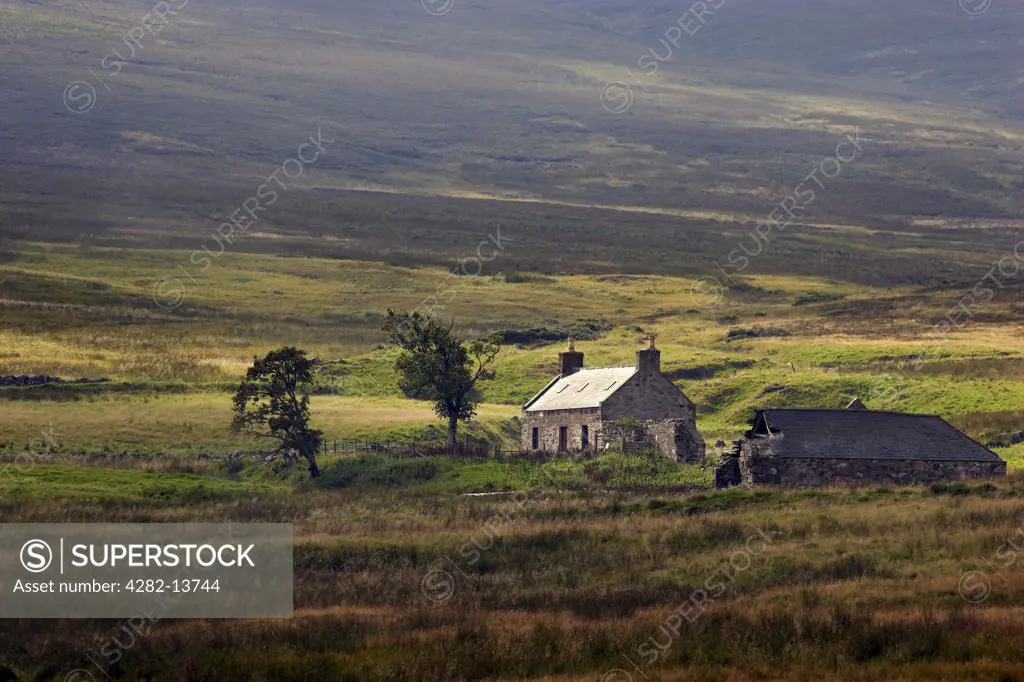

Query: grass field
[0,394,519,456]
[5,240,1024,455]
[2,469,1023,681]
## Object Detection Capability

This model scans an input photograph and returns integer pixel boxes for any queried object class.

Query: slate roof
[752,409,1002,462]
[523,367,637,412]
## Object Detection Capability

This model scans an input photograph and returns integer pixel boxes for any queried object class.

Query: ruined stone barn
[726,408,1006,487]
[520,337,705,462]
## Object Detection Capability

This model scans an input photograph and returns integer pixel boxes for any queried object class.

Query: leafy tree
[382,310,500,452]
[231,346,323,478]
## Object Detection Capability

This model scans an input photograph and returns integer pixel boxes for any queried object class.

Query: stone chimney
[559,337,584,376]
[636,334,661,374]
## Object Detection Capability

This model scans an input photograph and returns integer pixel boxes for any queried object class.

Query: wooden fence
[322,437,495,459]
[320,438,563,460]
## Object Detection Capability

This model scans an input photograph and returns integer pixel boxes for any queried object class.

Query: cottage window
[531,427,539,450]
[558,426,568,452]
[581,425,589,450]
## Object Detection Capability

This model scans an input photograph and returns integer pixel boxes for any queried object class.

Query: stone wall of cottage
[520,408,600,452]
[600,372,696,421]
[596,372,704,462]
[645,418,706,463]
[593,420,647,454]
[546,418,703,463]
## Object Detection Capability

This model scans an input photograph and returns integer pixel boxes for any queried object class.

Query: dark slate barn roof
[752,409,1002,462]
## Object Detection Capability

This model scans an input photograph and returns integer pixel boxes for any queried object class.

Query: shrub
[316,456,441,490]
[491,320,611,348]
[612,416,644,430]
[500,272,555,284]
[929,482,997,497]
[794,291,848,306]
[726,326,792,341]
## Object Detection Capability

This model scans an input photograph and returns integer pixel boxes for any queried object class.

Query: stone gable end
[600,371,695,422]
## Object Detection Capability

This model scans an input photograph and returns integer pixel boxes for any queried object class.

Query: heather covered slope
[1,0,1022,245]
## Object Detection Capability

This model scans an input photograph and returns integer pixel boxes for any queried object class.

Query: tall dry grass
[2,475,1024,680]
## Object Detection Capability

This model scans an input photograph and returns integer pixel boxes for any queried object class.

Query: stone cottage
[520,337,705,462]
[716,406,1006,487]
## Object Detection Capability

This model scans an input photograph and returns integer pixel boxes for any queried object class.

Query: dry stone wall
[738,438,1005,486]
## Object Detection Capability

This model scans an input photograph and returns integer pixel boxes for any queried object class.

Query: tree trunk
[299,443,320,479]
[447,416,458,454]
